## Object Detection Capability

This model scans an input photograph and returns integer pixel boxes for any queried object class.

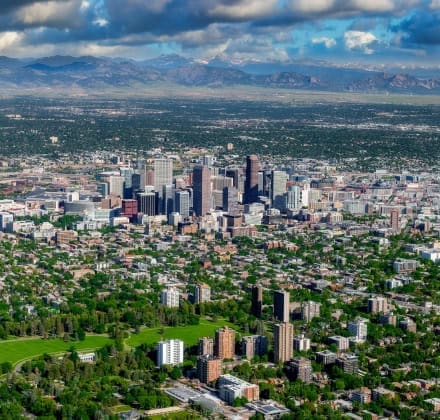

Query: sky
[0,0,439,66]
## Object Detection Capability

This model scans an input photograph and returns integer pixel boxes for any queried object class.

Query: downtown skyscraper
[244,155,260,204]
[193,165,211,216]
[154,158,173,213]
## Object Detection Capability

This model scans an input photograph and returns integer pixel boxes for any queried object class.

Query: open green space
[126,319,236,347]
[0,335,112,367]
[110,405,132,414]
[148,410,201,420]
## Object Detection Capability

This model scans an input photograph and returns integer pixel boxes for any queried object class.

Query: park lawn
[148,410,201,419]
[111,405,132,414]
[126,319,236,347]
[0,335,112,366]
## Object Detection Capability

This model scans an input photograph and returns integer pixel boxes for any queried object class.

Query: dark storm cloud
[393,11,440,45]
[0,1,427,43]
[0,0,87,31]
[102,0,278,37]
[0,1,44,14]
[0,0,437,64]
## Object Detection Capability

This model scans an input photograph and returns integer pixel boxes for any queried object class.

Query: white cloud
[209,0,278,19]
[344,30,378,54]
[80,1,90,11]
[93,17,109,27]
[349,0,395,12]
[290,0,419,15]
[430,0,440,9]
[14,0,84,28]
[312,36,337,48]
[290,0,336,14]
[0,31,23,52]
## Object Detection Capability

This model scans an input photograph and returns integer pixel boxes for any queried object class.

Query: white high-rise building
[348,318,368,343]
[157,339,184,367]
[154,158,173,213]
[154,158,173,193]
[160,288,180,308]
[175,190,190,218]
[300,184,310,207]
[293,334,311,352]
[285,185,301,210]
[0,212,14,232]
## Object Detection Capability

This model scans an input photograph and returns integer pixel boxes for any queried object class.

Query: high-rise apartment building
[0,212,13,232]
[390,208,400,232]
[328,335,350,351]
[379,312,397,326]
[348,317,368,343]
[157,339,184,367]
[316,350,337,365]
[301,301,321,322]
[197,356,222,383]
[241,335,268,360]
[336,354,359,374]
[160,288,180,308]
[193,165,211,216]
[251,284,263,318]
[273,322,293,363]
[287,357,312,383]
[198,337,214,356]
[274,290,290,323]
[215,326,235,360]
[194,283,211,304]
[244,155,260,204]
[368,296,389,313]
[293,334,311,352]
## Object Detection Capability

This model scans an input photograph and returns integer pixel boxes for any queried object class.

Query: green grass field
[126,319,236,347]
[0,335,112,367]
[0,319,238,366]
[148,411,201,420]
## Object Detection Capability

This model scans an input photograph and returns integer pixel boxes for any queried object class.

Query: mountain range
[0,54,439,94]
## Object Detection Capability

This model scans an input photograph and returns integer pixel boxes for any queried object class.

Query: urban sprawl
[0,147,440,420]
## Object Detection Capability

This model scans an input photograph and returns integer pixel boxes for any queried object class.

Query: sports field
[126,319,236,347]
[0,335,112,367]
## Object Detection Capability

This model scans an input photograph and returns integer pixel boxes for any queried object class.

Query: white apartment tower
[157,339,184,367]
[348,318,368,343]
[160,288,180,308]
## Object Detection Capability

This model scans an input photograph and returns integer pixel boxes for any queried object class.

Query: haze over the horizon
[0,1,438,67]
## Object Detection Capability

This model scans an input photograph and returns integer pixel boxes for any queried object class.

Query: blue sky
[0,0,438,66]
